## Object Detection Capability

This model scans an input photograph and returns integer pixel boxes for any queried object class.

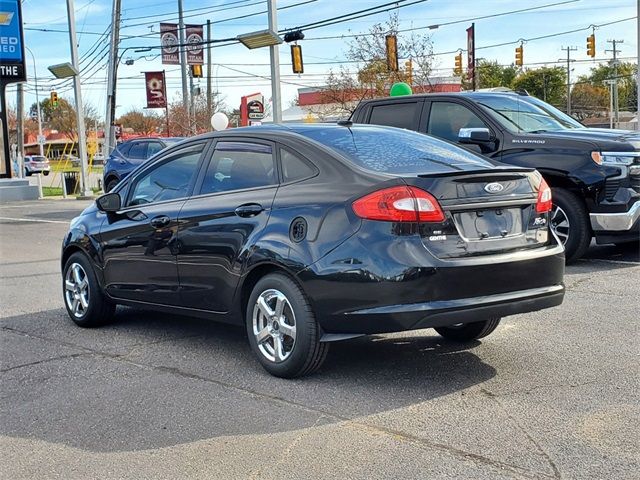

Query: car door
[423,100,501,157]
[100,141,208,306]
[177,139,279,312]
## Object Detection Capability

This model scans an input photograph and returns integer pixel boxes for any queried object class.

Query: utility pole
[105,0,121,156]
[16,83,24,178]
[206,19,212,120]
[178,0,190,125]
[267,0,282,123]
[67,0,92,198]
[637,1,639,130]
[605,39,623,126]
[561,46,577,115]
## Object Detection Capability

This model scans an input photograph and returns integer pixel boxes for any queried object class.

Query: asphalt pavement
[1,199,638,480]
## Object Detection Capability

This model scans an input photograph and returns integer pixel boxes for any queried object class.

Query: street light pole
[267,0,282,123]
[105,0,121,156]
[66,0,92,198]
[25,47,44,157]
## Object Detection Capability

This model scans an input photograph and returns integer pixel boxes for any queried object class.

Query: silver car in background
[24,155,51,176]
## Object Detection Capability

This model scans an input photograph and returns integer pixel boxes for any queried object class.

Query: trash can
[63,171,80,195]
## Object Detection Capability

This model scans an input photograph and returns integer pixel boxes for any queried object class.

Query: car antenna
[515,89,530,96]
[337,119,353,126]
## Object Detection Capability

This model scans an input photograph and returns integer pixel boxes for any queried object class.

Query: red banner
[160,23,179,65]
[466,23,475,90]
[145,71,167,109]
[186,24,204,65]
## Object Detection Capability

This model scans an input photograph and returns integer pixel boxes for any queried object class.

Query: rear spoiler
[417,167,535,178]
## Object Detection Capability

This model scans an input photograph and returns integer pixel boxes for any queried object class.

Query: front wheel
[246,273,329,378]
[63,252,115,327]
[550,188,591,263]
[435,318,501,342]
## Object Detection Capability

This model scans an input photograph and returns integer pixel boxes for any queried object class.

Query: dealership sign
[160,23,179,65]
[161,23,203,65]
[186,25,203,65]
[0,0,26,83]
[145,71,167,109]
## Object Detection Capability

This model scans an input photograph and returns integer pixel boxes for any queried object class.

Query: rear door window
[368,102,419,130]
[427,102,487,142]
[198,142,276,195]
[280,148,317,182]
[128,142,148,159]
[146,142,165,158]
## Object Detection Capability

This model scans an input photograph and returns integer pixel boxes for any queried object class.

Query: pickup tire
[550,188,591,263]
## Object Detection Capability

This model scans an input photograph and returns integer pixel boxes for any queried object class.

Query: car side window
[199,142,275,195]
[116,142,131,156]
[427,102,487,142]
[128,142,147,159]
[127,144,204,207]
[146,142,165,158]
[369,102,418,130]
[280,148,317,182]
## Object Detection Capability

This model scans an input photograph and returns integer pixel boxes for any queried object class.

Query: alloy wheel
[64,262,90,318]
[550,203,570,246]
[252,289,297,363]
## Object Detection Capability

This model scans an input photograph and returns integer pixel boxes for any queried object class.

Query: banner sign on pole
[160,23,179,65]
[186,25,204,65]
[145,71,167,109]
[466,23,476,91]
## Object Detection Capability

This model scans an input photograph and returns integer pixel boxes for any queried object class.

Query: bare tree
[315,13,434,117]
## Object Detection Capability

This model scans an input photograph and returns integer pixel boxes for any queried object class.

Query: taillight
[536,178,552,213]
[352,186,445,223]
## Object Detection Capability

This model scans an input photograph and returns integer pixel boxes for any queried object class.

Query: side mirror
[96,192,121,213]
[458,127,493,144]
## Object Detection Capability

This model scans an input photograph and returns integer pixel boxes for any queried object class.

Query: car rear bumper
[340,284,564,334]
[301,227,565,335]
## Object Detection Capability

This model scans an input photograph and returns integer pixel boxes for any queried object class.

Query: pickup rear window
[296,125,495,174]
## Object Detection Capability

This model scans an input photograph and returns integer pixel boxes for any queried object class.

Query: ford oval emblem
[484,182,504,194]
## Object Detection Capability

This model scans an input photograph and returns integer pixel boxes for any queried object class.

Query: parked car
[92,153,106,165]
[23,155,50,176]
[61,124,565,378]
[59,154,80,167]
[103,137,184,192]
[351,91,640,261]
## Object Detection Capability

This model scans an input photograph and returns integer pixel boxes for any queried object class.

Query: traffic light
[405,59,413,85]
[190,64,203,78]
[50,91,58,107]
[586,34,596,58]
[454,53,463,75]
[291,44,304,74]
[385,35,398,72]
[515,45,523,66]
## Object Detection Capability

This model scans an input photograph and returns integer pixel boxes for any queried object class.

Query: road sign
[37,134,46,145]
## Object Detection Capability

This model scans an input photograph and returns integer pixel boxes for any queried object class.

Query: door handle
[235,203,264,218]
[149,215,171,228]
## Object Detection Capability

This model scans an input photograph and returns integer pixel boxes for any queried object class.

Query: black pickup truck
[351,91,640,261]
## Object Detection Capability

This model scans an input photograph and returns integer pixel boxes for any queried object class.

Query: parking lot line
[0,216,69,224]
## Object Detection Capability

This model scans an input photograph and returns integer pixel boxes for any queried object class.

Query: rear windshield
[30,156,47,161]
[295,126,495,174]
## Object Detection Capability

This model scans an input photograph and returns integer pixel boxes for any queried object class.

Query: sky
[11,0,639,121]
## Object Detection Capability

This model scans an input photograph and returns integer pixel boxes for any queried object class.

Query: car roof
[358,91,528,103]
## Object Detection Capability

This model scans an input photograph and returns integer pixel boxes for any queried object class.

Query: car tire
[24,169,31,176]
[62,252,115,328]
[106,178,118,193]
[550,188,591,263]
[246,273,329,378]
[435,318,501,342]
[43,171,50,176]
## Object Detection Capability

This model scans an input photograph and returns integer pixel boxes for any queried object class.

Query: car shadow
[1,307,496,452]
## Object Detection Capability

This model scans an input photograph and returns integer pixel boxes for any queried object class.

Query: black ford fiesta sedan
[61,124,565,377]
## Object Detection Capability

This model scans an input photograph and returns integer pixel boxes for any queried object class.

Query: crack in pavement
[480,388,561,479]
[1,324,560,479]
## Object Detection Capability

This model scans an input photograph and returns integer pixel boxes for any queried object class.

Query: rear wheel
[246,273,329,378]
[43,170,50,176]
[63,252,115,327]
[435,318,501,342]
[550,188,591,263]
[105,178,118,193]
